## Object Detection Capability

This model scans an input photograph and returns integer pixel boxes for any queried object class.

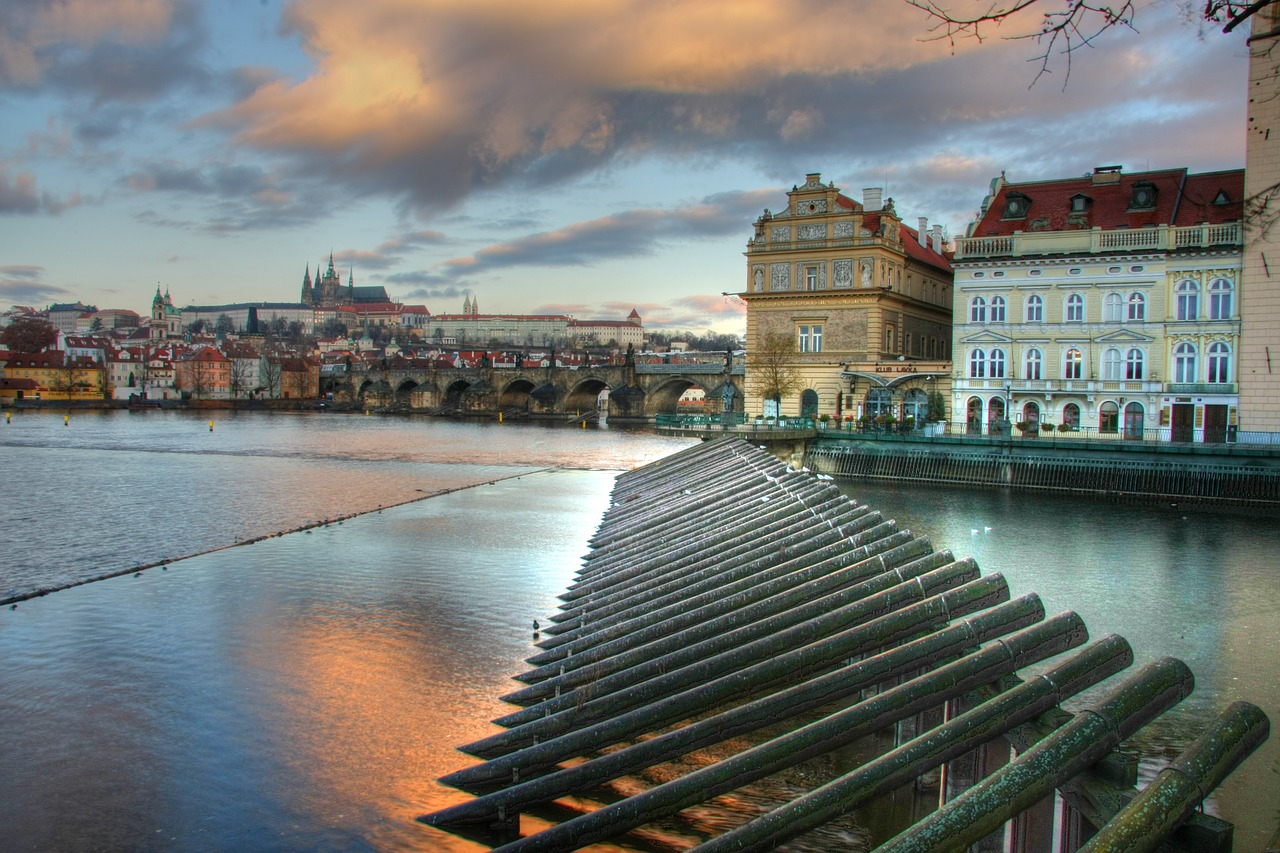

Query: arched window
[1104,292,1123,322]
[1174,342,1198,383]
[1127,292,1146,321]
[1210,278,1234,320]
[969,348,986,378]
[1026,294,1044,323]
[988,396,1006,427]
[1066,293,1085,322]
[1022,401,1041,425]
[1100,401,1119,434]
[1176,280,1199,321]
[800,389,819,418]
[1063,403,1080,430]
[866,388,892,418]
[902,389,928,423]
[990,295,1007,323]
[970,296,987,323]
[1207,342,1231,383]
[1064,348,1083,380]
[989,348,1006,378]
[1126,348,1144,380]
[1103,348,1122,381]
[1024,348,1043,381]
[966,396,983,433]
[1124,402,1145,439]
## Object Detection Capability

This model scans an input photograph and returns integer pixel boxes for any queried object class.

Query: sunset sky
[0,0,1249,335]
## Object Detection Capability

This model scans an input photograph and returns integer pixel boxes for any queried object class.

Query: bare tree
[746,331,803,420]
[229,357,256,400]
[262,357,283,399]
[904,1,1273,84]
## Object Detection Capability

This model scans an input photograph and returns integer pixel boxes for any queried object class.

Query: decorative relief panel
[794,262,828,291]
[770,264,791,291]
[794,199,828,216]
[771,226,791,243]
[797,223,826,241]
[833,259,854,289]
[833,221,854,239]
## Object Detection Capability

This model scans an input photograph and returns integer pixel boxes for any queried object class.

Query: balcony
[954,222,1242,260]
[1165,383,1236,395]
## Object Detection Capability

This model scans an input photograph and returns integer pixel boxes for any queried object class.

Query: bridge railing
[655,413,745,428]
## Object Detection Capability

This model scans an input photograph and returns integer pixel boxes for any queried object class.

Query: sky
[0,0,1250,336]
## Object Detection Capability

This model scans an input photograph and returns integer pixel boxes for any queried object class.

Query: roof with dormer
[970,167,1244,238]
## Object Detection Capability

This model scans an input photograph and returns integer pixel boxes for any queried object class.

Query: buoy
[499,411,503,423]
[64,415,69,426]
[209,419,214,432]
[4,412,9,424]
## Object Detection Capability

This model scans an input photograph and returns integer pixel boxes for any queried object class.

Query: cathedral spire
[327,251,336,278]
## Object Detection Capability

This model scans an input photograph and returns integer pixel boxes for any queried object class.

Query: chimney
[931,225,943,253]
[863,187,883,212]
[917,217,928,247]
[1092,165,1123,185]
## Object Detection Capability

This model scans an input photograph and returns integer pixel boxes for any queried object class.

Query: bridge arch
[442,378,472,411]
[499,377,537,411]
[644,378,704,416]
[565,376,611,414]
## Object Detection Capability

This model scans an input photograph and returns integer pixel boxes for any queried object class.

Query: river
[0,410,1276,850]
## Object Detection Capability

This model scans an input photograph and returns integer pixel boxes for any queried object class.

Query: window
[1063,403,1080,429]
[1128,292,1146,322]
[805,266,818,291]
[1125,348,1144,380]
[1175,342,1198,383]
[970,296,987,323]
[1176,280,1199,321]
[1210,278,1233,320]
[1026,294,1044,323]
[885,326,895,352]
[1208,342,1231,383]
[1066,293,1084,323]
[1064,348,1083,380]
[990,295,1006,322]
[1104,292,1123,323]
[1103,348,1122,381]
[989,348,1006,378]
[1100,401,1119,434]
[797,324,822,353]
[969,348,986,378]
[1025,348,1043,381]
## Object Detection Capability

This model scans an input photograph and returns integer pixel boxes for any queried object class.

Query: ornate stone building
[300,253,389,309]
[740,173,953,421]
[150,287,183,341]
[952,166,1244,441]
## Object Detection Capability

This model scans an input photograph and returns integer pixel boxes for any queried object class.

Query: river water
[0,410,1276,851]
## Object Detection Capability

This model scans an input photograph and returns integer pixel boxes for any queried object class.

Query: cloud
[445,188,775,272]
[0,164,83,214]
[0,264,73,303]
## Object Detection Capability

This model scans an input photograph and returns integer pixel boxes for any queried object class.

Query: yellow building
[952,166,1243,441]
[1,351,105,400]
[739,173,953,422]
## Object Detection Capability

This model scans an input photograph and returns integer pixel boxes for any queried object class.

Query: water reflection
[837,478,1280,848]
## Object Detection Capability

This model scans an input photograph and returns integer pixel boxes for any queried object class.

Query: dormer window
[1129,181,1157,210]
[1002,191,1031,219]
[1069,193,1092,214]
[1213,189,1232,206]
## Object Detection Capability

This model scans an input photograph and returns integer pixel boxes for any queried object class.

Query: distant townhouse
[739,172,954,422]
[45,302,97,334]
[2,351,104,400]
[951,165,1244,442]
[174,346,232,400]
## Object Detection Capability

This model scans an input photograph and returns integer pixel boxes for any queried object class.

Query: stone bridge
[328,361,746,420]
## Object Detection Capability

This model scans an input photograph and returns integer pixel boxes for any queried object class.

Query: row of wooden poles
[420,437,1269,851]
[807,444,1280,503]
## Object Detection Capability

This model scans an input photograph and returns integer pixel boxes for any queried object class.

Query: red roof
[971,167,1243,237]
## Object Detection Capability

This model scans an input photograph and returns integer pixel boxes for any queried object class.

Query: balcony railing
[954,222,1242,260]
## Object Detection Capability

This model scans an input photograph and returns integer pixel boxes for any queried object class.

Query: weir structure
[420,437,1270,851]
